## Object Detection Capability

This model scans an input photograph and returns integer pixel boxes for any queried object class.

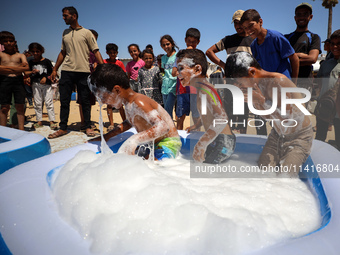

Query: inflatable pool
[0,129,339,255]
[0,126,51,174]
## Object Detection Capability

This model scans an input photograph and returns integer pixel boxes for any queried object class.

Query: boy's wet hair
[185,28,201,40]
[106,43,118,52]
[28,42,45,53]
[0,31,15,43]
[177,49,207,76]
[225,52,262,78]
[240,9,261,23]
[330,29,340,40]
[90,64,130,92]
[160,34,179,52]
[141,48,154,59]
[62,6,78,19]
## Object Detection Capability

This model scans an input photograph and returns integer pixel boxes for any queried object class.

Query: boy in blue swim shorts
[89,63,181,160]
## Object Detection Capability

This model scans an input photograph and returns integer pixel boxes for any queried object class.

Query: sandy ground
[22,98,337,153]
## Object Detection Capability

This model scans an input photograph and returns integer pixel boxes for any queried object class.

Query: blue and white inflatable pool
[0,129,339,255]
[0,126,51,174]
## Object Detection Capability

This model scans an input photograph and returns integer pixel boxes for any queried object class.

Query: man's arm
[51,50,66,82]
[288,53,299,81]
[206,44,225,70]
[296,49,319,66]
[93,49,104,65]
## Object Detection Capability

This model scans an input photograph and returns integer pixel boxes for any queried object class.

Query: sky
[1,0,340,63]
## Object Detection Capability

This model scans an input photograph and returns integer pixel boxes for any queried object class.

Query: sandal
[48,129,68,139]
[50,122,58,130]
[33,123,43,128]
[107,125,115,132]
[85,128,96,137]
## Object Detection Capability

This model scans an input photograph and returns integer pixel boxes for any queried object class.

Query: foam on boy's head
[225,52,261,78]
[177,49,207,76]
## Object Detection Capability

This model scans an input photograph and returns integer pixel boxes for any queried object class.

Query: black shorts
[0,75,26,105]
[204,133,236,164]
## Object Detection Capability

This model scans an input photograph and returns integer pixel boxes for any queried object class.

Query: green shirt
[161,52,177,95]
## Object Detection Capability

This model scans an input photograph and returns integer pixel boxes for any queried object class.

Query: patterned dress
[138,66,163,105]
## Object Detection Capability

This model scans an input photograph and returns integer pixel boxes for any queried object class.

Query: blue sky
[1,0,339,62]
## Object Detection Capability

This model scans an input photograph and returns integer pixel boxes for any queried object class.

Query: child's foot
[85,128,96,137]
[107,125,115,132]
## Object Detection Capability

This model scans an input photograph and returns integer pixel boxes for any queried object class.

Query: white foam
[52,151,321,255]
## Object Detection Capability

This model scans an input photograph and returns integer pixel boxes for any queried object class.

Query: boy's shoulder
[131,93,159,109]
[267,29,289,42]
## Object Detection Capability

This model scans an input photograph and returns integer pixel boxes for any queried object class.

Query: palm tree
[315,0,339,38]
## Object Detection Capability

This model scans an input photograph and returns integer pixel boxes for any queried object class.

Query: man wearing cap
[206,10,253,134]
[285,3,321,91]
[206,10,253,70]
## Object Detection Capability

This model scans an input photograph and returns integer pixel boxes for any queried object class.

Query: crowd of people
[1,4,340,170]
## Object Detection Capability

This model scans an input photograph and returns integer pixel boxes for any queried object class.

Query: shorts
[135,137,182,160]
[176,93,200,118]
[0,75,26,105]
[204,133,236,164]
[176,93,190,117]
[258,124,313,172]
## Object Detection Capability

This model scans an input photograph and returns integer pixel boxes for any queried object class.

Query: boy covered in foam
[225,52,313,176]
[176,49,236,164]
[89,64,181,160]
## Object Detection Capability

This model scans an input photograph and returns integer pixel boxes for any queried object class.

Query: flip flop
[33,123,43,128]
[85,128,96,137]
[48,129,68,139]
[50,123,58,130]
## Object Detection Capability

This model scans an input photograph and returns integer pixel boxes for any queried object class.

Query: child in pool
[126,44,145,92]
[176,49,236,164]
[225,51,313,176]
[137,49,163,105]
[89,63,181,160]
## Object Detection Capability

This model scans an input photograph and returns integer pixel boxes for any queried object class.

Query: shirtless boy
[176,49,236,164]
[225,51,313,176]
[0,31,29,130]
[89,64,181,160]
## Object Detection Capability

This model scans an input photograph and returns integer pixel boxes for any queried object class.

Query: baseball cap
[231,10,244,23]
[295,3,313,14]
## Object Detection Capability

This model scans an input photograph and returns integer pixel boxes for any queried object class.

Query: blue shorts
[176,94,190,117]
[176,93,200,118]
